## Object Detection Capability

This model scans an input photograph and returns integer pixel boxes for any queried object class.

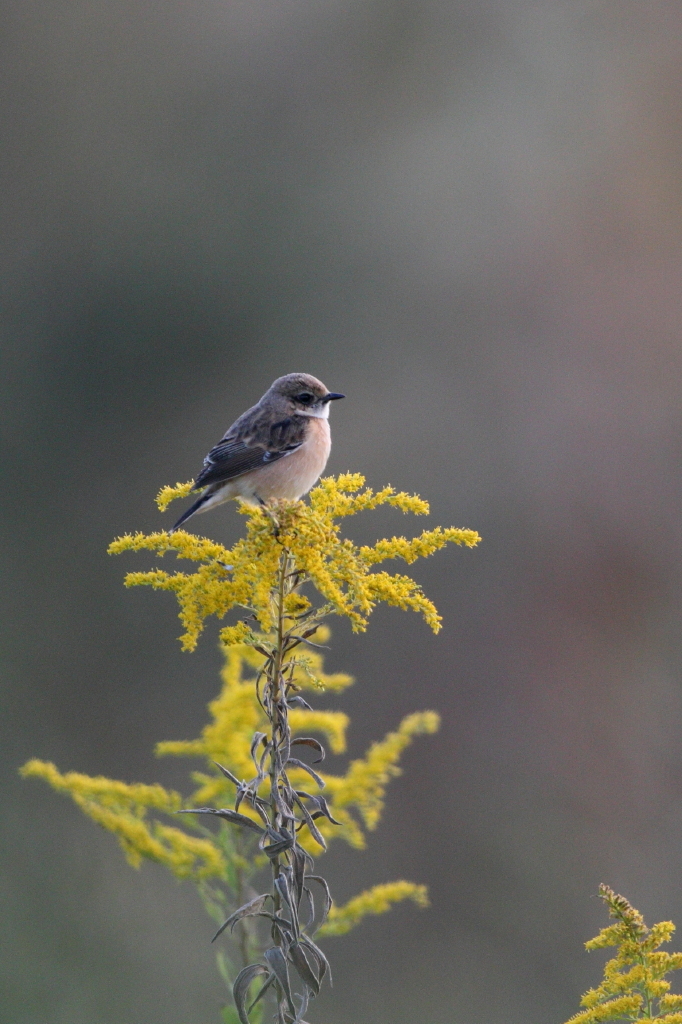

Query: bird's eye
[296,392,314,404]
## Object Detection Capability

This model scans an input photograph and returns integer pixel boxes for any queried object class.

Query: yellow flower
[565,995,643,1024]
[25,473,473,980]
[110,474,480,649]
[319,881,429,937]
[565,886,682,1024]
[220,621,256,647]
[325,711,441,833]
[20,760,223,879]
[152,643,436,851]
[288,710,349,753]
[156,480,195,512]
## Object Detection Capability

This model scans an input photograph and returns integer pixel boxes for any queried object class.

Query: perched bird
[172,373,344,531]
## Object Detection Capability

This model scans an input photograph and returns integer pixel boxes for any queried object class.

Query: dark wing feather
[193,439,280,488]
[193,417,305,490]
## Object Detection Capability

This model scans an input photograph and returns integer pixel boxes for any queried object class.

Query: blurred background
[3,1,682,1021]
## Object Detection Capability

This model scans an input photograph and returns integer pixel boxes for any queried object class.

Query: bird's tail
[170,489,211,532]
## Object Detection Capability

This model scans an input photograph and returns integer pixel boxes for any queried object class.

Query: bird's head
[268,373,345,419]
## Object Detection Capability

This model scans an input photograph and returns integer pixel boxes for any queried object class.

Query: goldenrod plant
[565,885,682,1024]
[22,473,480,1024]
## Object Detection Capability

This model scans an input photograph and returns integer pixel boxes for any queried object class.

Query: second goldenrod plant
[565,885,682,1024]
[22,473,480,1024]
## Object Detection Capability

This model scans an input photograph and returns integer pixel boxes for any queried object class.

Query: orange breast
[238,418,331,502]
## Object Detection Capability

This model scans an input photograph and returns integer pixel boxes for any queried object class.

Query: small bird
[172,373,345,531]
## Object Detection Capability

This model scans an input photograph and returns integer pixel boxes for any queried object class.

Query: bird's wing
[193,418,304,490]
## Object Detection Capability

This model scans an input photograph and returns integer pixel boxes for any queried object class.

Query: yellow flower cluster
[20,759,223,880]
[23,473,470,953]
[155,641,438,853]
[155,634,353,808]
[108,474,480,650]
[22,642,438,891]
[320,711,441,846]
[566,885,682,1024]
[156,480,195,511]
[318,881,429,937]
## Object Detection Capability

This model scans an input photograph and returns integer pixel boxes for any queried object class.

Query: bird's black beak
[324,392,345,402]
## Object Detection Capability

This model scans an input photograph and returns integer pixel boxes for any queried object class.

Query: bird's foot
[257,498,280,538]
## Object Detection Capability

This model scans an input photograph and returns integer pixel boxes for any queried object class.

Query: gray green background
[4,2,682,1022]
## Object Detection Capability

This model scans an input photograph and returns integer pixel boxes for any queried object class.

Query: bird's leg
[256,496,280,537]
